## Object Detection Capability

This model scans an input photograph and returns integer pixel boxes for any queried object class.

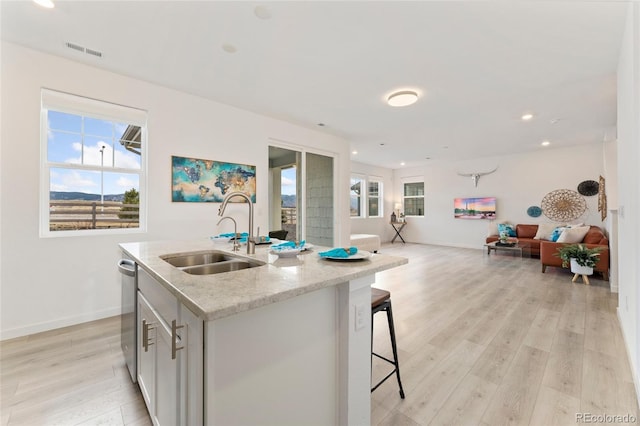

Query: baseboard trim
[0,307,121,341]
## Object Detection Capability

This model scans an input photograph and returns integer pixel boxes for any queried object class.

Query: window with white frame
[367,178,383,217]
[41,89,146,236]
[350,175,364,217]
[350,175,383,218]
[403,179,424,217]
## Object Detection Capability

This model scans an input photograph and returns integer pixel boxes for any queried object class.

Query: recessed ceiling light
[521,113,534,121]
[254,5,272,20]
[352,150,358,155]
[541,140,551,146]
[387,91,418,107]
[222,44,237,53]
[400,162,406,166]
[33,0,54,8]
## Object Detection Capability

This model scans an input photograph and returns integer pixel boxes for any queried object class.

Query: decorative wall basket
[541,189,586,222]
[526,206,542,217]
[598,175,607,221]
[577,180,599,196]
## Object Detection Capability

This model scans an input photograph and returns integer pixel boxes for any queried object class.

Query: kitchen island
[120,238,407,426]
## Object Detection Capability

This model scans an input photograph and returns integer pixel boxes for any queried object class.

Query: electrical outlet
[355,303,366,331]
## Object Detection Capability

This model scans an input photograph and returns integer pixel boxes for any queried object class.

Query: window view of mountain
[50,191,125,202]
[281,194,296,208]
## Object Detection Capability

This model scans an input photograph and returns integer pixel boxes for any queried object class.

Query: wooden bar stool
[371,287,405,398]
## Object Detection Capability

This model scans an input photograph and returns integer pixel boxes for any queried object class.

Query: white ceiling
[1,1,629,169]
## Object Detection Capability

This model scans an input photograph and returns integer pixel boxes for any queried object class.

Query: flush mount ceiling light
[387,91,418,107]
[521,113,534,121]
[541,140,551,146]
[33,0,54,8]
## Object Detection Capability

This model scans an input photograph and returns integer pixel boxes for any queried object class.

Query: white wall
[0,42,350,340]
[616,2,640,406]
[392,145,607,249]
[349,161,395,241]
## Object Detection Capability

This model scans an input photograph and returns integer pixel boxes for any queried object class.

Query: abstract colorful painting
[171,156,256,202]
[454,197,496,219]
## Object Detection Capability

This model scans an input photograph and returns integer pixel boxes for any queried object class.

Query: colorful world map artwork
[171,156,256,202]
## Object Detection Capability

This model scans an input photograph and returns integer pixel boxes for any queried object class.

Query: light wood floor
[0,315,150,425]
[372,243,639,426]
[1,243,638,425]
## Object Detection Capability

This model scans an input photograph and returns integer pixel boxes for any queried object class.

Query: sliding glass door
[268,145,334,246]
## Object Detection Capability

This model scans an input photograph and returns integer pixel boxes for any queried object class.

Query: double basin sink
[161,250,266,275]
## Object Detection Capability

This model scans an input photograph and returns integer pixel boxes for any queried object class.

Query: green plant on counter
[555,244,604,268]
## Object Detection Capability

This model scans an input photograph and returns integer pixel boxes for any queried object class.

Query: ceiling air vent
[85,48,102,58]
[65,42,85,53]
[65,42,102,59]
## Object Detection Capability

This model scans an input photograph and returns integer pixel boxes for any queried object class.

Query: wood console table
[390,221,406,243]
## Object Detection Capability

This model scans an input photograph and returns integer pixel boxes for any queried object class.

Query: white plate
[210,236,231,244]
[322,250,371,261]
[270,247,302,257]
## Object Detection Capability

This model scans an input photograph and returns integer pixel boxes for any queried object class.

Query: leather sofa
[486,224,609,280]
[540,226,609,280]
[486,224,542,256]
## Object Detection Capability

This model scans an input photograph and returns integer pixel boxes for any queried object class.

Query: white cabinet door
[154,319,180,426]
[138,291,181,426]
[137,292,156,414]
[181,304,203,426]
[137,269,203,426]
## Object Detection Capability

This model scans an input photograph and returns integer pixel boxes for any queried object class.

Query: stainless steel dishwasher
[118,257,137,383]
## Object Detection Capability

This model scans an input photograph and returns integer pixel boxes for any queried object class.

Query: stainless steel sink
[161,250,266,275]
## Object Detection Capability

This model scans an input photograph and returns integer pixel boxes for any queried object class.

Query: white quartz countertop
[120,239,408,321]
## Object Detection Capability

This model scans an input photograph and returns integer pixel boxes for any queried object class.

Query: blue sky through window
[47,110,141,196]
[281,167,296,195]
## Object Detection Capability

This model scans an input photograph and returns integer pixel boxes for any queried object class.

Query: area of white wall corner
[391,144,607,249]
[0,42,350,340]
[616,1,640,407]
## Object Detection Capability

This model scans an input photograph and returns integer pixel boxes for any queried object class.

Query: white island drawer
[138,267,179,324]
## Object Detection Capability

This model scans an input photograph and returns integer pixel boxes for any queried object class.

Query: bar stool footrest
[371,369,398,392]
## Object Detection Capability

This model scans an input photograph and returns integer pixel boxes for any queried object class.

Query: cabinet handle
[142,319,155,352]
[171,319,184,360]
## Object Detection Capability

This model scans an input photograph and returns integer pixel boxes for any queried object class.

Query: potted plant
[555,244,604,275]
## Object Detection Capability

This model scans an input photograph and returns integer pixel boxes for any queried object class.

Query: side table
[390,221,406,243]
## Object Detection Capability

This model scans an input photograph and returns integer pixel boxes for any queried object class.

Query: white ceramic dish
[270,247,302,257]
[322,250,371,261]
[210,236,231,244]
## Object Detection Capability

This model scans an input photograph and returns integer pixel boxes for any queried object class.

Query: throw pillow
[497,223,516,237]
[533,223,560,240]
[549,226,568,242]
[556,226,590,244]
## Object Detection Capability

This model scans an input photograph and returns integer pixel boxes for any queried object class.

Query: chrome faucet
[217,216,240,252]
[218,191,255,254]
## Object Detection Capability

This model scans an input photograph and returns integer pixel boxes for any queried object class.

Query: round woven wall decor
[541,189,586,222]
[577,180,599,196]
